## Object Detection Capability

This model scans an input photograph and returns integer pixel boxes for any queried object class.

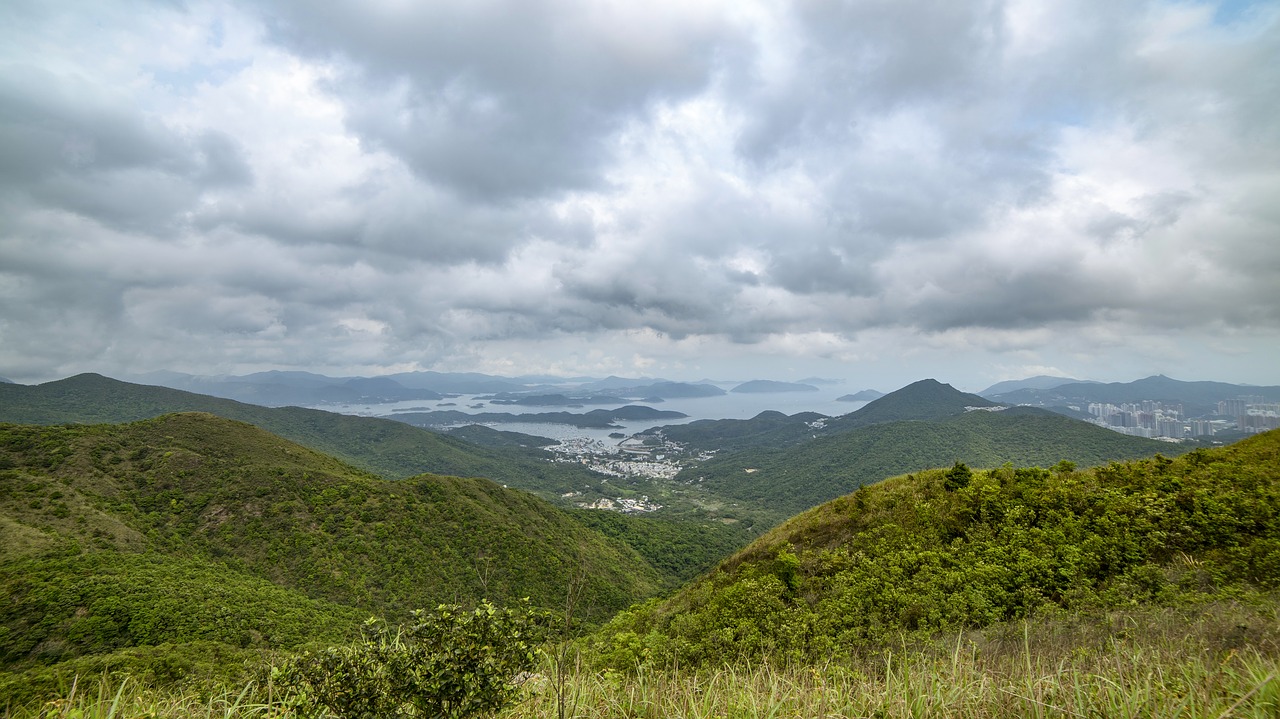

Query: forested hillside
[593,429,1280,667]
[683,407,1181,521]
[0,412,675,701]
[0,374,609,495]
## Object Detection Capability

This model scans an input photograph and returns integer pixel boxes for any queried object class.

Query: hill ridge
[590,429,1280,667]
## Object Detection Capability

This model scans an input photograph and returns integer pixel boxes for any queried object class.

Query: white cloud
[0,0,1276,386]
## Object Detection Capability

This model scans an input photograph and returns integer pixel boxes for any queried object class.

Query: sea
[312,388,871,445]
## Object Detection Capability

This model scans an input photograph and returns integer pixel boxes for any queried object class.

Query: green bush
[275,600,550,718]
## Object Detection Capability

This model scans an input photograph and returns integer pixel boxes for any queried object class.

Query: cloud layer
[1,0,1277,386]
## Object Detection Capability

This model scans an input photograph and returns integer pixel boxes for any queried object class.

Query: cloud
[0,0,1277,385]
[258,0,741,201]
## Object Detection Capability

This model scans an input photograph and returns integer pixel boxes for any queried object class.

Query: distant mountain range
[987,374,1280,415]
[116,370,729,407]
[390,405,687,430]
[647,379,1178,523]
[2,371,1255,531]
[978,375,1092,396]
[0,374,647,503]
[730,380,819,394]
[837,389,885,401]
[0,374,750,590]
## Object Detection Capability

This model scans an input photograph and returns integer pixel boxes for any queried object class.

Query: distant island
[837,389,885,401]
[389,405,688,429]
[730,380,820,394]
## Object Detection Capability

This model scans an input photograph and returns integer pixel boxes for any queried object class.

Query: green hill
[649,379,998,456]
[0,412,676,703]
[680,407,1178,523]
[0,374,765,586]
[1,552,363,666]
[0,373,628,500]
[821,378,996,432]
[0,413,662,618]
[649,410,823,454]
[592,430,1280,667]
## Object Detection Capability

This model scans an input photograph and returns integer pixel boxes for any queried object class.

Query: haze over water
[314,387,871,444]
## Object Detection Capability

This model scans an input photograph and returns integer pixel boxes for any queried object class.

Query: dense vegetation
[590,430,1280,667]
[0,412,675,703]
[5,378,1276,715]
[682,406,1183,522]
[567,510,750,585]
[0,413,662,614]
[275,601,547,719]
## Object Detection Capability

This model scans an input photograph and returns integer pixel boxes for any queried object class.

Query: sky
[1,0,1278,392]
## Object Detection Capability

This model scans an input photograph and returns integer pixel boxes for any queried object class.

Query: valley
[1,371,1278,716]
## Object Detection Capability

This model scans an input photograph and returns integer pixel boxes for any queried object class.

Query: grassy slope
[592,430,1280,667]
[0,414,662,624]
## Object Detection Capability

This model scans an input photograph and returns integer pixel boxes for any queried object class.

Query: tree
[944,461,972,491]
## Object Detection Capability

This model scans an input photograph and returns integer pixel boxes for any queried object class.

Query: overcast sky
[1,0,1277,391]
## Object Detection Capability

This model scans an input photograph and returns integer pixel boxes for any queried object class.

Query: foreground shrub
[273,600,548,718]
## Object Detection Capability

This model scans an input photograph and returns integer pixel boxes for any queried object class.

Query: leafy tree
[944,461,972,491]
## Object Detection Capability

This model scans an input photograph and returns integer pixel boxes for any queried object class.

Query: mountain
[335,376,443,401]
[0,374,605,489]
[0,413,668,701]
[0,377,13,384]
[988,375,1280,415]
[235,370,344,387]
[592,429,1280,667]
[124,370,443,406]
[0,375,754,582]
[795,377,843,386]
[978,375,1089,396]
[578,375,666,391]
[650,380,997,458]
[442,424,557,449]
[385,371,531,394]
[681,406,1180,522]
[391,406,686,429]
[0,413,661,618]
[822,378,995,432]
[647,410,826,454]
[483,392,621,406]
[836,389,883,401]
[628,381,726,398]
[730,380,820,394]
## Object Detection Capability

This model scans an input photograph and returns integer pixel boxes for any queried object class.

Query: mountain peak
[827,378,994,430]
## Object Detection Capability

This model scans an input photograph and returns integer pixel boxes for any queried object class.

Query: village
[544,433,707,513]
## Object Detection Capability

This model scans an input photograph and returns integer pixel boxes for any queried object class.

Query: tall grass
[7,602,1279,718]
[508,644,1278,718]
[3,677,280,719]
